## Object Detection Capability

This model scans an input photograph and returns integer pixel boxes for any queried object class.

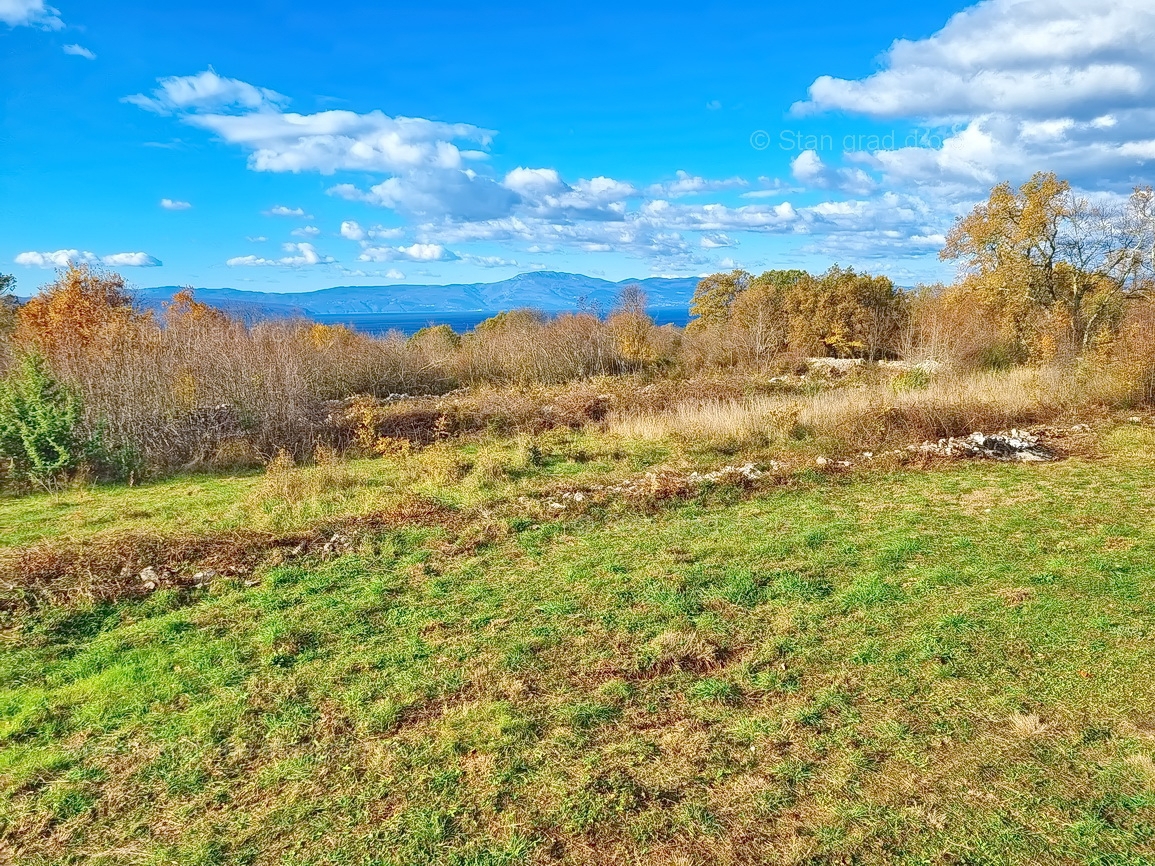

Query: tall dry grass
[46,316,430,471]
[607,365,1137,453]
[608,396,798,448]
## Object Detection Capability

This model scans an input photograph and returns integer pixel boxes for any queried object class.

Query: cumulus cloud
[226,242,334,268]
[790,150,878,195]
[15,249,162,268]
[352,170,519,220]
[127,69,492,179]
[291,225,321,238]
[0,0,62,29]
[339,220,365,241]
[160,198,192,210]
[15,250,88,268]
[502,169,637,220]
[264,205,311,218]
[63,43,96,60]
[793,0,1155,193]
[795,0,1155,121]
[358,243,457,263]
[646,170,748,198]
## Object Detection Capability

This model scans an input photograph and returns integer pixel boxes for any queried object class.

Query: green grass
[3,431,1155,863]
[0,431,673,550]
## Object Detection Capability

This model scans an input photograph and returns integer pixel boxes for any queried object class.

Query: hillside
[133,272,702,319]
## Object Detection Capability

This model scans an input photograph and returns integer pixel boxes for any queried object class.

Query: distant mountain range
[135,272,702,320]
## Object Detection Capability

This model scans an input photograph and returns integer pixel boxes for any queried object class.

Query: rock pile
[912,429,1054,462]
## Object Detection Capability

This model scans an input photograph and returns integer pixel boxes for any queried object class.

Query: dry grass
[645,629,720,672]
[798,367,1098,448]
[607,396,798,448]
[1007,712,1049,738]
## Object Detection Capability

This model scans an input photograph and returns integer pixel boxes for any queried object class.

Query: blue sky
[3,0,1153,294]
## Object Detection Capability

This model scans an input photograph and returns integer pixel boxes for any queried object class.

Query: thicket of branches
[1,173,1154,488]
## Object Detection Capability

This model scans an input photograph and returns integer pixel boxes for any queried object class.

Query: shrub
[0,354,101,487]
[890,367,931,394]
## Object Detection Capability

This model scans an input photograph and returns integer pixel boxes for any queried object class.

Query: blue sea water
[313,308,692,336]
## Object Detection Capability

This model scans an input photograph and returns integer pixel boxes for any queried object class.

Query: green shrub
[0,354,101,487]
[890,367,931,394]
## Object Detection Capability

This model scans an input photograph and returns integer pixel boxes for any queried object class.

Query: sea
[312,308,693,336]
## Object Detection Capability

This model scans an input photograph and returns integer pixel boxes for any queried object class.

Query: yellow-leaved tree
[941,172,1146,358]
[15,264,147,362]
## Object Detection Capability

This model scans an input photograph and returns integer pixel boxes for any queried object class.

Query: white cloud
[124,69,286,116]
[291,225,321,238]
[794,0,1155,121]
[358,242,457,263]
[700,233,738,249]
[226,242,334,268]
[339,220,366,241]
[646,170,748,198]
[384,269,405,280]
[62,43,96,60]
[102,252,163,267]
[15,250,90,268]
[15,249,162,268]
[328,184,365,203]
[191,110,492,175]
[353,170,518,220]
[160,198,192,211]
[790,150,878,196]
[264,205,311,218]
[0,0,62,29]
[793,0,1155,193]
[502,169,638,220]
[128,70,493,179]
[502,167,564,197]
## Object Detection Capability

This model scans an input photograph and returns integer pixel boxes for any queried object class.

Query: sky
[2,0,1154,295]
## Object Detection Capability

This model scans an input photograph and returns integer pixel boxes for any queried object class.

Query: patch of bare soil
[0,497,458,615]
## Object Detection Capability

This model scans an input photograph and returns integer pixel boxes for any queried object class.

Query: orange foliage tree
[15,264,148,359]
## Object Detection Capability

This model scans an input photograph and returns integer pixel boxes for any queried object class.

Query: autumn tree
[687,266,904,361]
[15,264,148,360]
[786,267,907,359]
[724,270,810,361]
[608,284,659,366]
[688,269,754,330]
[941,172,1144,356]
[163,288,230,329]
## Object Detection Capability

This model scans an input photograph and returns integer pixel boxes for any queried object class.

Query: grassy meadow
[4,247,1155,863]
[3,418,1155,864]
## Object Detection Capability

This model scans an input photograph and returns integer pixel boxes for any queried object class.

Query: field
[3,420,1155,865]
